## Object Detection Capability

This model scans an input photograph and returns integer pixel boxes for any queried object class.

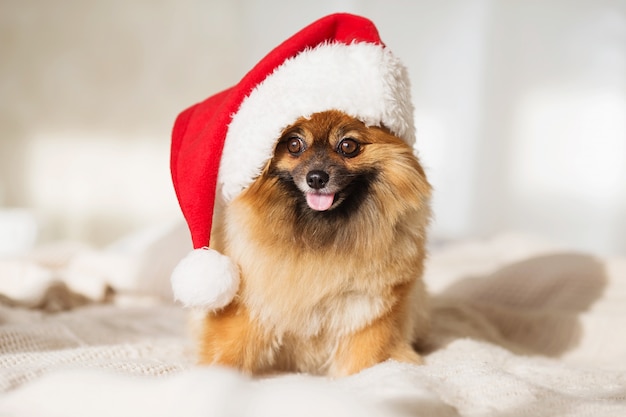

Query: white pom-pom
[171,248,240,310]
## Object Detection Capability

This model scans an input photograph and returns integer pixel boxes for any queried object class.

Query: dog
[198,109,431,377]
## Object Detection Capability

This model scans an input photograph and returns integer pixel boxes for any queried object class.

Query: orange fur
[199,110,431,376]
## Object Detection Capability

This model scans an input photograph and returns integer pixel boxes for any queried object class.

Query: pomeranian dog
[199,110,431,377]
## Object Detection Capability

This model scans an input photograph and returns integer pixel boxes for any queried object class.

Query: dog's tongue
[306,193,335,211]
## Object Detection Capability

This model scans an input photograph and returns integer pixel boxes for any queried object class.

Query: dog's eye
[337,138,360,157]
[287,137,304,155]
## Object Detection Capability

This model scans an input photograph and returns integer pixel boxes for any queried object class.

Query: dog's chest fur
[221,194,423,341]
[231,225,393,338]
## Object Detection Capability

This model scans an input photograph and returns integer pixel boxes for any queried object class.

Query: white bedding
[0,228,625,416]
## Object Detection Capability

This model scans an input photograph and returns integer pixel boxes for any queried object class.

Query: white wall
[0,0,244,246]
[1,0,625,255]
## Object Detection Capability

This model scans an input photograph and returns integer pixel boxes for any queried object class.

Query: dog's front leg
[328,308,423,377]
[198,302,276,374]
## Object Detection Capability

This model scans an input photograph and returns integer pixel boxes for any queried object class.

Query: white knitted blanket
[0,228,625,417]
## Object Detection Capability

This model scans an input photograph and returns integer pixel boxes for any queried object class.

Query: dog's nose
[306,170,329,190]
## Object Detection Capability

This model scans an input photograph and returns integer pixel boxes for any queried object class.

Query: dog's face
[268,110,416,215]
[275,118,360,211]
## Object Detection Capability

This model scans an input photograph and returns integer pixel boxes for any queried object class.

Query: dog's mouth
[305,192,336,211]
[272,167,375,215]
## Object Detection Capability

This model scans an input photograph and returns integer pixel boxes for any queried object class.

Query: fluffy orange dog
[199,110,431,377]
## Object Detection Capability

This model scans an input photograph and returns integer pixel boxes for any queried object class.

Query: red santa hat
[170,13,416,309]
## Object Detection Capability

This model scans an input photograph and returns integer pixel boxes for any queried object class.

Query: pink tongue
[306,193,335,211]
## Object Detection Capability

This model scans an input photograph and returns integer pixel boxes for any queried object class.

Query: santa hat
[170,13,416,310]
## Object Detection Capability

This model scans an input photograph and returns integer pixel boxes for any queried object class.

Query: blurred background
[1,0,625,256]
